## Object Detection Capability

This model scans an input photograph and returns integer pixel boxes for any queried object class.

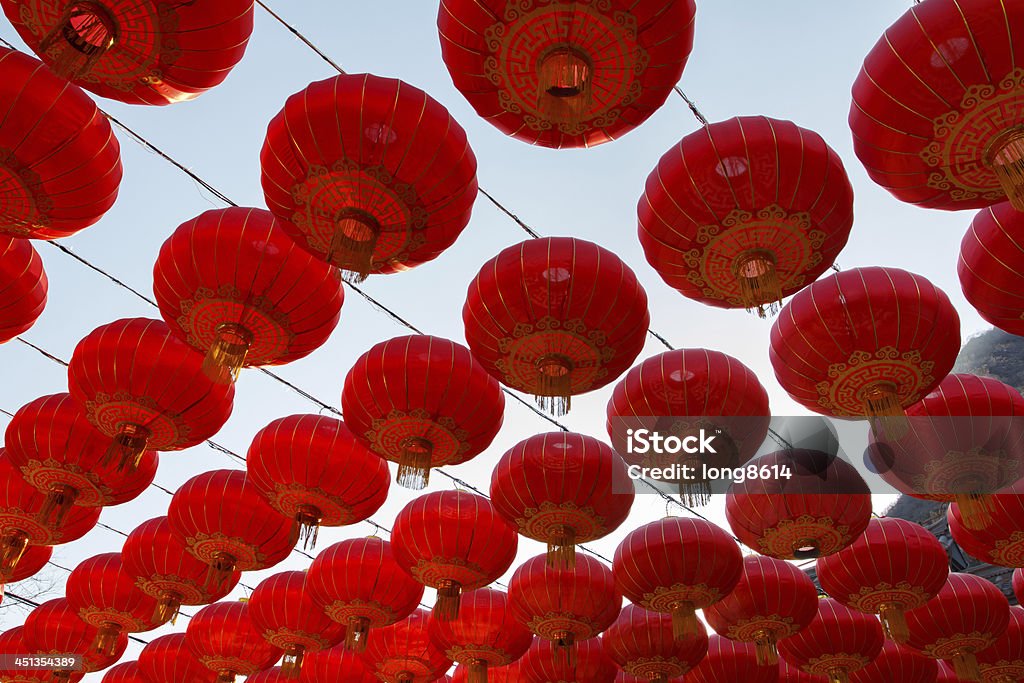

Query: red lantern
[464,236,650,415]
[437,0,697,149]
[391,491,518,621]
[777,598,884,683]
[261,72,477,281]
[951,483,1024,566]
[5,394,157,525]
[306,537,424,652]
[689,636,779,683]
[489,431,634,567]
[122,516,240,625]
[299,645,378,683]
[100,663,145,683]
[249,570,347,678]
[138,633,219,683]
[850,0,1024,211]
[186,601,284,681]
[428,588,532,683]
[904,573,1010,682]
[639,117,854,315]
[705,555,819,665]
[851,641,938,683]
[817,517,949,643]
[606,347,771,505]
[0,48,121,239]
[358,609,453,683]
[342,335,505,490]
[519,637,618,683]
[153,207,344,383]
[959,203,1024,335]
[247,415,390,549]
[67,317,235,469]
[22,598,128,674]
[0,237,46,342]
[0,626,85,682]
[770,267,960,420]
[167,469,296,587]
[976,605,1024,683]
[613,517,743,640]
[509,553,621,659]
[2,0,255,106]
[0,453,99,578]
[725,449,872,560]
[602,604,708,682]
[65,552,166,656]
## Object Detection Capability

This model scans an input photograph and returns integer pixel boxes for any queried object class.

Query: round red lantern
[509,553,621,658]
[167,469,296,587]
[186,600,284,681]
[851,641,938,683]
[342,334,504,490]
[22,598,128,673]
[306,537,424,652]
[639,117,854,315]
[464,236,650,415]
[261,72,477,281]
[689,636,780,683]
[959,203,1024,336]
[0,237,46,342]
[0,48,121,239]
[247,414,389,549]
[904,573,1011,682]
[850,0,1024,211]
[725,449,872,560]
[67,317,235,469]
[138,633,218,683]
[122,516,240,624]
[153,207,344,383]
[705,555,819,665]
[603,604,708,682]
[489,431,633,567]
[249,570,347,677]
[613,516,743,639]
[0,626,85,682]
[817,517,949,643]
[358,609,453,683]
[519,637,618,683]
[300,645,378,683]
[976,605,1024,683]
[5,393,157,524]
[428,587,532,683]
[100,663,145,683]
[65,552,166,656]
[437,0,697,149]
[0,453,99,578]
[392,491,518,621]
[777,598,884,683]
[606,347,771,506]
[770,267,960,420]
[2,0,255,105]
[949,482,1024,567]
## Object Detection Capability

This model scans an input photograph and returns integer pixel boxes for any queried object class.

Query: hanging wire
[673,86,709,126]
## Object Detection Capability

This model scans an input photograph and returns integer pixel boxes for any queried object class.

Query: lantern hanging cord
[674,86,709,126]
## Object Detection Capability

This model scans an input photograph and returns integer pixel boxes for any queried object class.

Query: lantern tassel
[433,579,462,621]
[205,552,237,591]
[94,623,120,657]
[753,630,779,666]
[670,601,699,641]
[652,675,668,683]
[397,438,433,491]
[989,129,1024,211]
[295,505,323,551]
[547,525,577,568]
[217,672,235,683]
[39,485,78,528]
[537,47,593,126]
[952,651,981,682]
[954,493,994,531]
[827,667,850,683]
[736,251,782,318]
[53,672,71,681]
[863,383,908,440]
[0,532,29,578]
[330,214,379,283]
[536,355,573,417]
[281,645,305,678]
[153,591,182,625]
[345,615,371,652]
[678,453,712,507]
[468,659,489,683]
[554,631,576,667]
[38,2,117,79]
[879,603,910,643]
[103,423,150,472]
[203,323,253,385]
